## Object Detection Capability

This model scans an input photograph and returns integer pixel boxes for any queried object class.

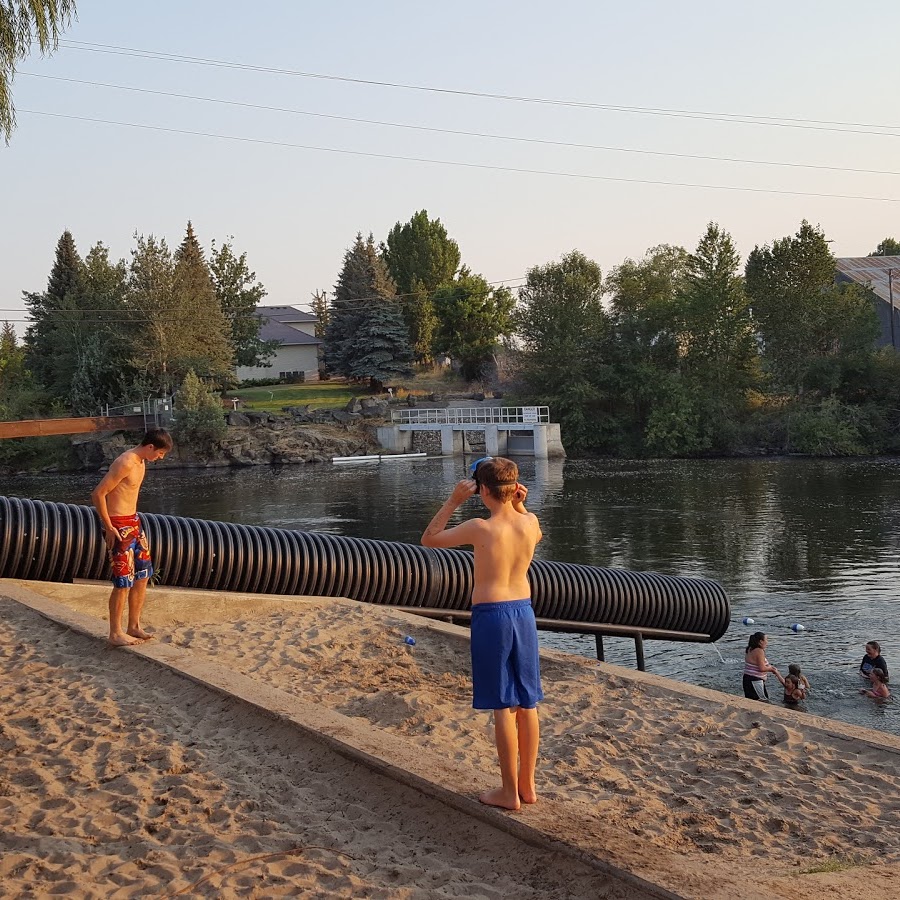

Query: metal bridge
[0,397,173,440]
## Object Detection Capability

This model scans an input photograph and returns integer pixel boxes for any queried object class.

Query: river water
[2,456,898,736]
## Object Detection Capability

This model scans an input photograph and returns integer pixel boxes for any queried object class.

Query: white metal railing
[391,406,549,426]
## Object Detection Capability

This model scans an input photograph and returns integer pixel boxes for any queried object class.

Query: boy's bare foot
[108,633,141,647]
[518,787,538,804]
[126,627,154,640]
[479,788,521,811]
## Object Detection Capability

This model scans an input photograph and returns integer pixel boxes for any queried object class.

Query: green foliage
[129,224,235,394]
[0,320,25,391]
[325,233,412,385]
[0,0,77,143]
[381,210,461,363]
[209,237,275,368]
[172,369,226,454]
[789,397,865,456]
[515,251,612,452]
[24,229,83,392]
[869,237,900,257]
[677,223,757,394]
[745,221,878,397]
[171,222,235,385]
[433,268,514,382]
[67,242,145,414]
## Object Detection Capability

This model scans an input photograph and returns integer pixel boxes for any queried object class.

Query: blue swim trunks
[470,599,543,710]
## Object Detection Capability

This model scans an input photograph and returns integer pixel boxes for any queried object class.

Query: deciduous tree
[432,268,514,382]
[1,0,76,142]
[515,251,610,451]
[381,211,461,363]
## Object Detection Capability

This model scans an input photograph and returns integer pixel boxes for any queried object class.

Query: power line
[0,277,529,323]
[18,109,900,204]
[57,39,900,138]
[20,71,900,178]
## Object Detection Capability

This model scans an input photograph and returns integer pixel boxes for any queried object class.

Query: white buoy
[791,623,805,632]
[741,617,755,626]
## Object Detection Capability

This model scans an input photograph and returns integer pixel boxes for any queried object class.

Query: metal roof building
[835,257,900,350]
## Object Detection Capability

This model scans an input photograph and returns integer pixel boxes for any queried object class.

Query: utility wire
[57,39,900,138]
[19,71,900,178]
[17,110,900,204]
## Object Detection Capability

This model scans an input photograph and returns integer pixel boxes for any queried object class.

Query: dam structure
[376,406,566,459]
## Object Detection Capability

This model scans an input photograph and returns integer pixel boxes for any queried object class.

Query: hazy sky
[2,1,898,333]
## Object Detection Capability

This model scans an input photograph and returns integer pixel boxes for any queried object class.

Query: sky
[2,1,899,335]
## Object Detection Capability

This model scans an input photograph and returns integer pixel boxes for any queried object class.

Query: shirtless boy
[91,428,173,646]
[421,456,543,811]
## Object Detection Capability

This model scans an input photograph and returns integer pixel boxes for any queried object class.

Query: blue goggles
[469,456,493,486]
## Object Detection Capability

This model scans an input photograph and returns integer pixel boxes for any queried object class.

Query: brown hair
[477,457,519,502]
[141,427,173,450]
[866,641,881,655]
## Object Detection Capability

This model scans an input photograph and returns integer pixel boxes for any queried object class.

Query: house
[234,305,322,383]
[835,257,900,350]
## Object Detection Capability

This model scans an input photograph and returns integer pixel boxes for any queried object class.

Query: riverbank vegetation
[3,212,900,468]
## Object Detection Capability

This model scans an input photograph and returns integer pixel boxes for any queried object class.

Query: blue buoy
[791,623,805,633]
[741,617,755,625]
[404,635,417,646]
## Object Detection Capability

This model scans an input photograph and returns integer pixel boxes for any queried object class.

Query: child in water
[786,664,810,701]
[860,668,891,700]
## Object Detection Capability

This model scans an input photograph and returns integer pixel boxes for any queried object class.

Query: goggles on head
[469,456,518,488]
[469,456,493,486]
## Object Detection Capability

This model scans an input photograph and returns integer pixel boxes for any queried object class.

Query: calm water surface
[2,457,898,735]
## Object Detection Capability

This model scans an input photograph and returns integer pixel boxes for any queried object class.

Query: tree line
[3,214,899,463]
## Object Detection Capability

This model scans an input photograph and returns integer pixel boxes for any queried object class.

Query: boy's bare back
[466,506,542,603]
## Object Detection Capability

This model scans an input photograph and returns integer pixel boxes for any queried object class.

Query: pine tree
[23,229,83,393]
[209,237,274,367]
[171,221,234,386]
[0,321,27,393]
[127,233,177,394]
[325,233,412,384]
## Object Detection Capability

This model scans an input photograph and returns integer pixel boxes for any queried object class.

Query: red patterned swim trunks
[108,514,153,588]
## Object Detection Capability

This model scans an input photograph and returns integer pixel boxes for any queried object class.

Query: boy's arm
[421,480,481,548]
[91,457,131,548]
[511,484,543,542]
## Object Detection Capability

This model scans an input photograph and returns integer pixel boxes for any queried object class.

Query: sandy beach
[3,580,900,899]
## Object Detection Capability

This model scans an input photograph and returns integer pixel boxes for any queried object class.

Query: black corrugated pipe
[0,496,730,641]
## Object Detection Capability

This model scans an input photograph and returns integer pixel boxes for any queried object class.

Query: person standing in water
[422,456,543,811]
[91,428,172,646]
[743,632,784,702]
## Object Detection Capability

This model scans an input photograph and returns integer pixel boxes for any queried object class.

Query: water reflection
[2,456,898,734]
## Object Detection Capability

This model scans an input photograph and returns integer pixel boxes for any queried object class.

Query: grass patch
[796,856,865,875]
[232,372,474,414]
[231,382,366,413]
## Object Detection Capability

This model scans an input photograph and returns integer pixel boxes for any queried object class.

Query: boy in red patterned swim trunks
[91,428,173,646]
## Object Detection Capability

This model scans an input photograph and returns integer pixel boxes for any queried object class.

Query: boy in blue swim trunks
[422,456,543,811]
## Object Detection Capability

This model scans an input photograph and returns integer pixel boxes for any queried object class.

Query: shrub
[172,370,227,456]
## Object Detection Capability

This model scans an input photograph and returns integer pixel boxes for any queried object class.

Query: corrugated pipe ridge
[0,496,730,641]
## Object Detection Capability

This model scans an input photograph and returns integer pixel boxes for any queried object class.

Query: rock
[226,412,251,427]
[345,397,362,414]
